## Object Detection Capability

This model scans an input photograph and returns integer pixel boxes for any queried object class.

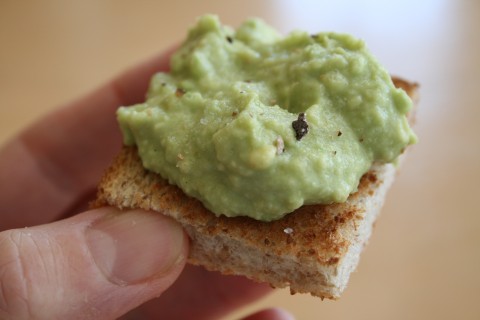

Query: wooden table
[1,1,479,319]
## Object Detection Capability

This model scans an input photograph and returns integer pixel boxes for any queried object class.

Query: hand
[0,48,294,320]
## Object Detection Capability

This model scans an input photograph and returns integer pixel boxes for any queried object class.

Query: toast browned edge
[92,77,418,299]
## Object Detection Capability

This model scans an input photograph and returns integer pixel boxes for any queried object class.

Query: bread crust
[92,77,417,299]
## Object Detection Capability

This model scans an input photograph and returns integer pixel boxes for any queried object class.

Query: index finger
[0,45,177,230]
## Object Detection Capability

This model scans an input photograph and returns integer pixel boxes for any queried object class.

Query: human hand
[0,48,294,320]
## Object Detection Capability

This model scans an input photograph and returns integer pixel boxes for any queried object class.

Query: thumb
[0,207,188,320]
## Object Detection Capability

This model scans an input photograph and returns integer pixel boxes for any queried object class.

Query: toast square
[92,77,417,299]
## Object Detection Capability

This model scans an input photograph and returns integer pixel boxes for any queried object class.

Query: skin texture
[0,48,294,320]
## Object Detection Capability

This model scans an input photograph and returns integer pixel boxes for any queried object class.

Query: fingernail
[86,209,185,285]
[272,308,295,320]
[241,308,295,320]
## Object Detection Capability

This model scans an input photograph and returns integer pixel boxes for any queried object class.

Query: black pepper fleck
[337,130,342,137]
[292,113,309,141]
[175,88,185,97]
[226,36,233,43]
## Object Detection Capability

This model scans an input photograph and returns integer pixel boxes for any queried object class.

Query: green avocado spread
[117,15,417,221]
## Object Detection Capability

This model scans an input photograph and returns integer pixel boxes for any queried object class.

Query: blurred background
[1,0,479,319]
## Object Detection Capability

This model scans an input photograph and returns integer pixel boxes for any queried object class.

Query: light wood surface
[1,1,479,319]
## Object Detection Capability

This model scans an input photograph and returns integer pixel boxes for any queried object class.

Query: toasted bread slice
[92,77,417,299]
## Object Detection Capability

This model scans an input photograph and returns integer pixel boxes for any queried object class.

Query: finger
[0,207,188,320]
[241,308,295,320]
[124,265,273,320]
[0,46,177,231]
[112,45,178,106]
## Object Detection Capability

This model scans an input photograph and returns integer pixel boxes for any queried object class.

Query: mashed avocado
[117,15,417,221]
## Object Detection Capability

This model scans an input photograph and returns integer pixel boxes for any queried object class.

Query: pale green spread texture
[117,15,417,221]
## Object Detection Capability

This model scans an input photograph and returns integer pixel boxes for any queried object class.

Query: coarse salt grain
[275,136,285,155]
